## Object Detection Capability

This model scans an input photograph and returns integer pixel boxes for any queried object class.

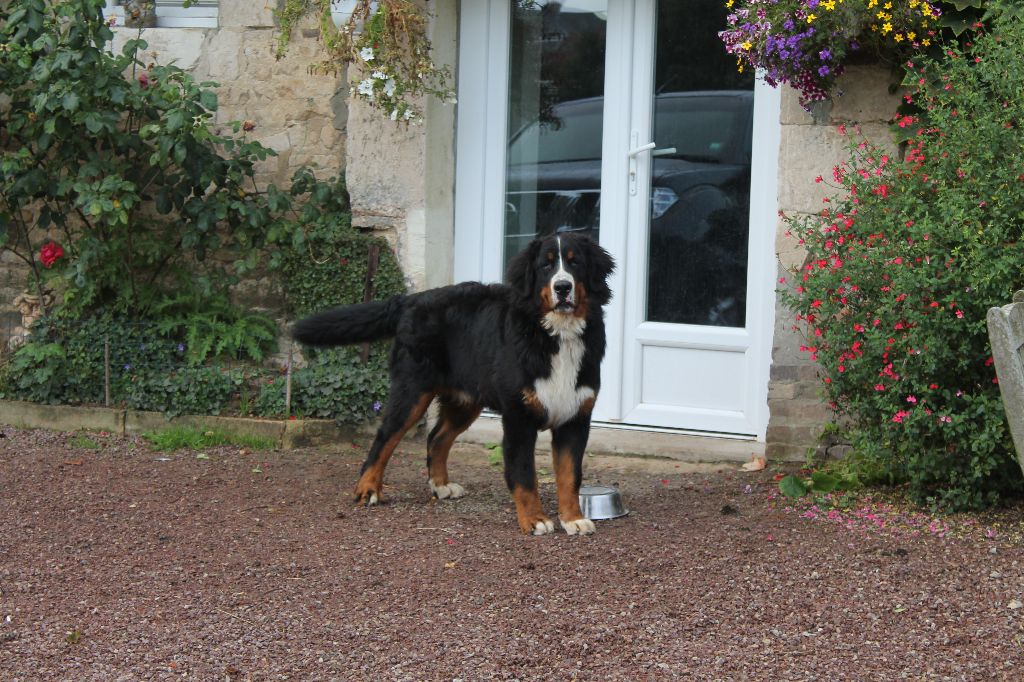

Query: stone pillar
[344,0,458,292]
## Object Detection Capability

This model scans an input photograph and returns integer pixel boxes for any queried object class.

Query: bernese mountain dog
[291,233,615,535]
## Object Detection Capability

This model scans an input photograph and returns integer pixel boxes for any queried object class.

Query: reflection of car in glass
[505,91,753,326]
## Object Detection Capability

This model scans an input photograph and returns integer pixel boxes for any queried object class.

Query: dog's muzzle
[553,279,575,311]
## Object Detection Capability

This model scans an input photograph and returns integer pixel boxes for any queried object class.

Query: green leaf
[810,471,839,494]
[166,109,186,132]
[62,91,80,112]
[779,475,808,499]
[200,90,218,112]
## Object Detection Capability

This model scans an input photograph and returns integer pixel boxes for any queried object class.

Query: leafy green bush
[2,316,178,405]
[124,366,245,418]
[0,0,294,314]
[256,172,405,423]
[779,14,1024,510]
[152,287,278,365]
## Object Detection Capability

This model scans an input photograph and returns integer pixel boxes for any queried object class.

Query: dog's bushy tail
[291,295,406,347]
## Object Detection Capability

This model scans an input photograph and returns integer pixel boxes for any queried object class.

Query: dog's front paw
[519,516,555,535]
[353,481,382,506]
[429,480,466,500]
[561,518,596,536]
[532,518,556,535]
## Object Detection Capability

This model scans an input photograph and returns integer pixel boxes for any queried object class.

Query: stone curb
[0,400,372,449]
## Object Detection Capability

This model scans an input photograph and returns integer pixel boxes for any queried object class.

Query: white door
[454,0,779,438]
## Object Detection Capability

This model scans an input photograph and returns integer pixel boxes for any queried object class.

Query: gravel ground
[1,425,1023,681]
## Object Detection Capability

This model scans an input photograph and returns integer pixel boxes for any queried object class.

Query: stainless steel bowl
[578,484,628,520]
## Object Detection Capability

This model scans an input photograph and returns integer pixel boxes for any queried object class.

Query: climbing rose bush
[779,16,1024,510]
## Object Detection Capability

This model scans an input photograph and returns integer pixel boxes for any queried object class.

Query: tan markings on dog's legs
[427,404,481,499]
[353,393,434,505]
[511,484,555,535]
[520,389,547,420]
[579,394,596,416]
[552,447,594,535]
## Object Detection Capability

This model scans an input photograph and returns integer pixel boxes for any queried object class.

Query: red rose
[39,242,65,268]
[138,72,150,89]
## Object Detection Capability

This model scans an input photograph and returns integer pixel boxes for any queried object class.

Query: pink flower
[906,395,917,404]
[39,241,64,268]
[955,309,964,319]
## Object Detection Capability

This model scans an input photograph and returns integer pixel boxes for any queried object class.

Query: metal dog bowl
[579,484,628,520]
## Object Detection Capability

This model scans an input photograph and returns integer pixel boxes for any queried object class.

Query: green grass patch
[69,433,100,449]
[143,425,277,452]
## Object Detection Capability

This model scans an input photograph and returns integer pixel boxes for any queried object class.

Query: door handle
[627,142,656,158]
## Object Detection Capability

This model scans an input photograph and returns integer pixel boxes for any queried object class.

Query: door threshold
[459,413,764,464]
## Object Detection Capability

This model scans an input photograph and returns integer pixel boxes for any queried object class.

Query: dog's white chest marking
[536,313,594,428]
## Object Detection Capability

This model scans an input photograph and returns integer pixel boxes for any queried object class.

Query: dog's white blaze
[550,236,575,305]
[537,312,593,428]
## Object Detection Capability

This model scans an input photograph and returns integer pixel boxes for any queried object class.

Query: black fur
[291,233,615,535]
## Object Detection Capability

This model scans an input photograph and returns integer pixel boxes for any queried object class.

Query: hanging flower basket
[719,0,942,109]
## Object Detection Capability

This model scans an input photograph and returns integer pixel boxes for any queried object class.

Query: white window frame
[104,1,218,29]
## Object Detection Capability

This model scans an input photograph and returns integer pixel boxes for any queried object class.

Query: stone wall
[766,65,904,460]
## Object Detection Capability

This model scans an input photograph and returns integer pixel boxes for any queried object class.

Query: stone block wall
[767,65,904,461]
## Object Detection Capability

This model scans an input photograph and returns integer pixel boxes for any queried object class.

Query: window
[104,1,218,29]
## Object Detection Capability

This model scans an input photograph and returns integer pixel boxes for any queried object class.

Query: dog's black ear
[585,239,616,305]
[505,238,541,301]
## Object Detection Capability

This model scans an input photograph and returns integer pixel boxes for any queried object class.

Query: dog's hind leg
[426,400,482,500]
[501,412,555,535]
[551,414,595,536]
[354,391,434,506]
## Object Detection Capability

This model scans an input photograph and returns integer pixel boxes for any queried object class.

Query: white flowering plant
[276,0,455,124]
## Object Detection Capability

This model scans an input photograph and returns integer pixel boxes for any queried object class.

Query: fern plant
[152,290,278,365]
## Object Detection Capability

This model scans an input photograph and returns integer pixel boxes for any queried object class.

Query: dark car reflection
[505,91,753,327]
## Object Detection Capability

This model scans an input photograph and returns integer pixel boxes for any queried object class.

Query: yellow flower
[907,31,916,40]
[822,0,835,9]
[876,10,889,19]
[867,0,878,7]
[741,40,752,50]
[909,0,919,6]
[922,38,931,46]
[806,13,817,22]
[726,0,734,7]
[894,33,904,42]
[882,21,892,33]
[883,1,892,7]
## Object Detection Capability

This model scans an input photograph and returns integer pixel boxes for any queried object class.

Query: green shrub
[152,287,278,365]
[265,171,405,423]
[0,0,294,315]
[124,366,245,418]
[2,316,178,405]
[780,14,1024,510]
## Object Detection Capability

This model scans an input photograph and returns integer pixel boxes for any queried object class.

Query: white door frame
[453,0,780,439]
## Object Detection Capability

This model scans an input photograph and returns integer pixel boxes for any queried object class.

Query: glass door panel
[644,0,754,326]
[503,1,609,269]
